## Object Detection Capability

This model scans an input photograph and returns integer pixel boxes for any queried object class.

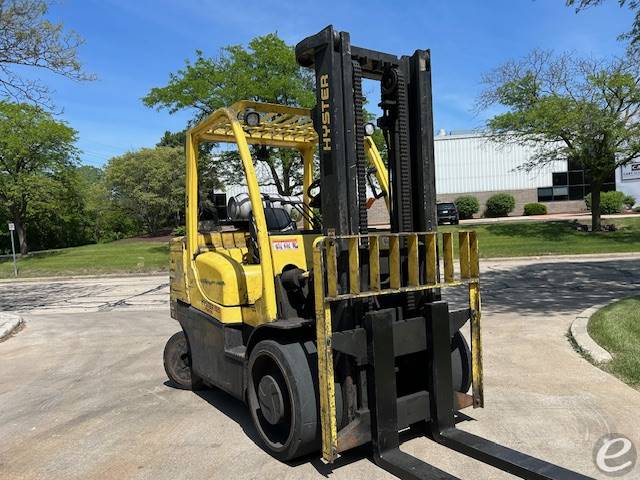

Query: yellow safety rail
[195,101,317,148]
[312,231,483,462]
[364,137,390,211]
[184,101,318,323]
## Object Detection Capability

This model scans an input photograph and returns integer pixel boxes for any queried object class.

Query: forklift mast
[295,26,593,480]
[296,25,437,235]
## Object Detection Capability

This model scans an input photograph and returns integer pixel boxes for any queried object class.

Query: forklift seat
[263,207,296,233]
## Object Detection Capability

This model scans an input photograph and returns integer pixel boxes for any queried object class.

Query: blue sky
[34,0,634,166]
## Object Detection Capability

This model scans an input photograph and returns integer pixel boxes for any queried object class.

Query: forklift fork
[365,303,593,480]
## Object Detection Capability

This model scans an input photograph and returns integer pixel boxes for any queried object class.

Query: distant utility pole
[8,222,17,277]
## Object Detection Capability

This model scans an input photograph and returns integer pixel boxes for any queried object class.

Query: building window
[569,185,585,200]
[568,170,583,186]
[538,164,616,202]
[552,172,568,186]
[538,166,617,202]
[552,186,568,200]
[537,187,553,202]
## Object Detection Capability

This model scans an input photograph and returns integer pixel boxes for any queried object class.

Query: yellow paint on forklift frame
[312,231,484,462]
[169,101,485,464]
[364,137,390,211]
[312,237,338,462]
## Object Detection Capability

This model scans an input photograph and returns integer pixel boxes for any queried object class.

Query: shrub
[623,194,636,209]
[523,202,547,216]
[172,225,186,236]
[454,195,480,219]
[485,193,516,217]
[584,191,625,214]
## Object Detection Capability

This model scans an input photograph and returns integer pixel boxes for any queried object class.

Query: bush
[454,195,480,219]
[485,193,516,217]
[584,191,625,214]
[172,225,186,236]
[523,202,547,216]
[623,194,636,209]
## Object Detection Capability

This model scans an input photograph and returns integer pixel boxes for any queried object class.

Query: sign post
[8,222,17,277]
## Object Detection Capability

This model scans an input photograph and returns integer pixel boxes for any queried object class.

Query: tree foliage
[0,100,78,253]
[479,49,640,230]
[144,33,314,116]
[143,33,315,196]
[0,0,94,107]
[105,147,186,234]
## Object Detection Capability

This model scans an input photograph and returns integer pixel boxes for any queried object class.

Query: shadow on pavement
[189,384,479,477]
[473,258,640,317]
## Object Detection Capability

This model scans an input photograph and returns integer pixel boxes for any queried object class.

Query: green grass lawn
[0,240,169,279]
[1,217,638,279]
[588,296,640,389]
[442,217,640,258]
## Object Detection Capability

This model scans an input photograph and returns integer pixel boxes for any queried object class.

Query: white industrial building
[224,131,640,218]
[434,131,639,215]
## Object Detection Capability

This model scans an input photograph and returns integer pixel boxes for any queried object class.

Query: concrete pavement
[0,275,168,314]
[0,256,639,479]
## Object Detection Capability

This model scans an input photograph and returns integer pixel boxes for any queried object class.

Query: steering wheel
[307,178,321,208]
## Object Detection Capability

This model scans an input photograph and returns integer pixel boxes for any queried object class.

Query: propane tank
[227,193,252,220]
[227,192,303,220]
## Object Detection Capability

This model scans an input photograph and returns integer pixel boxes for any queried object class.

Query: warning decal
[272,239,299,250]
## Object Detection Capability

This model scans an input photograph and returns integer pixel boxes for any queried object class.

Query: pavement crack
[97,283,169,312]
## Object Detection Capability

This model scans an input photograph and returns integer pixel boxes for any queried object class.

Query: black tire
[163,331,205,390]
[451,331,472,394]
[247,339,320,461]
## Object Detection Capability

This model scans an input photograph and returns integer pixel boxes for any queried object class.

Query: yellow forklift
[164,25,591,480]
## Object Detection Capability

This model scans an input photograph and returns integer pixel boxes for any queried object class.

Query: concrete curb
[0,312,24,341]
[570,301,618,363]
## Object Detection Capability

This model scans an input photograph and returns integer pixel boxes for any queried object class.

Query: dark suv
[437,202,459,225]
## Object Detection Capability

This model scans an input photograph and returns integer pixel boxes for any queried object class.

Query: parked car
[437,202,459,225]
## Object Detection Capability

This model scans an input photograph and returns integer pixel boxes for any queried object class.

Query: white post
[8,223,17,277]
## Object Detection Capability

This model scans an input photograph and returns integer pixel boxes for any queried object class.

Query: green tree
[0,101,78,253]
[479,50,640,231]
[143,33,315,196]
[105,147,186,234]
[567,1,640,47]
[23,166,97,250]
[0,0,94,106]
[72,165,138,243]
[156,129,223,210]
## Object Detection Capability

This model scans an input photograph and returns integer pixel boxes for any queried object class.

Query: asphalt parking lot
[1,255,639,479]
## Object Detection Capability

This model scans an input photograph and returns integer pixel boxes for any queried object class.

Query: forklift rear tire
[163,331,205,391]
[247,339,320,461]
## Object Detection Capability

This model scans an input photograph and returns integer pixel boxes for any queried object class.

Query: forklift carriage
[165,25,592,480]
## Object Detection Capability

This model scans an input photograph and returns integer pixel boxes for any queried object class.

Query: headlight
[242,109,260,127]
[364,122,376,136]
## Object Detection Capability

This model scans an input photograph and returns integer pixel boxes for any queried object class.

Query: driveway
[0,275,168,314]
[0,256,639,479]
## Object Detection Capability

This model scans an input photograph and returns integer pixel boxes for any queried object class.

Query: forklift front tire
[247,339,320,461]
[163,331,205,391]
